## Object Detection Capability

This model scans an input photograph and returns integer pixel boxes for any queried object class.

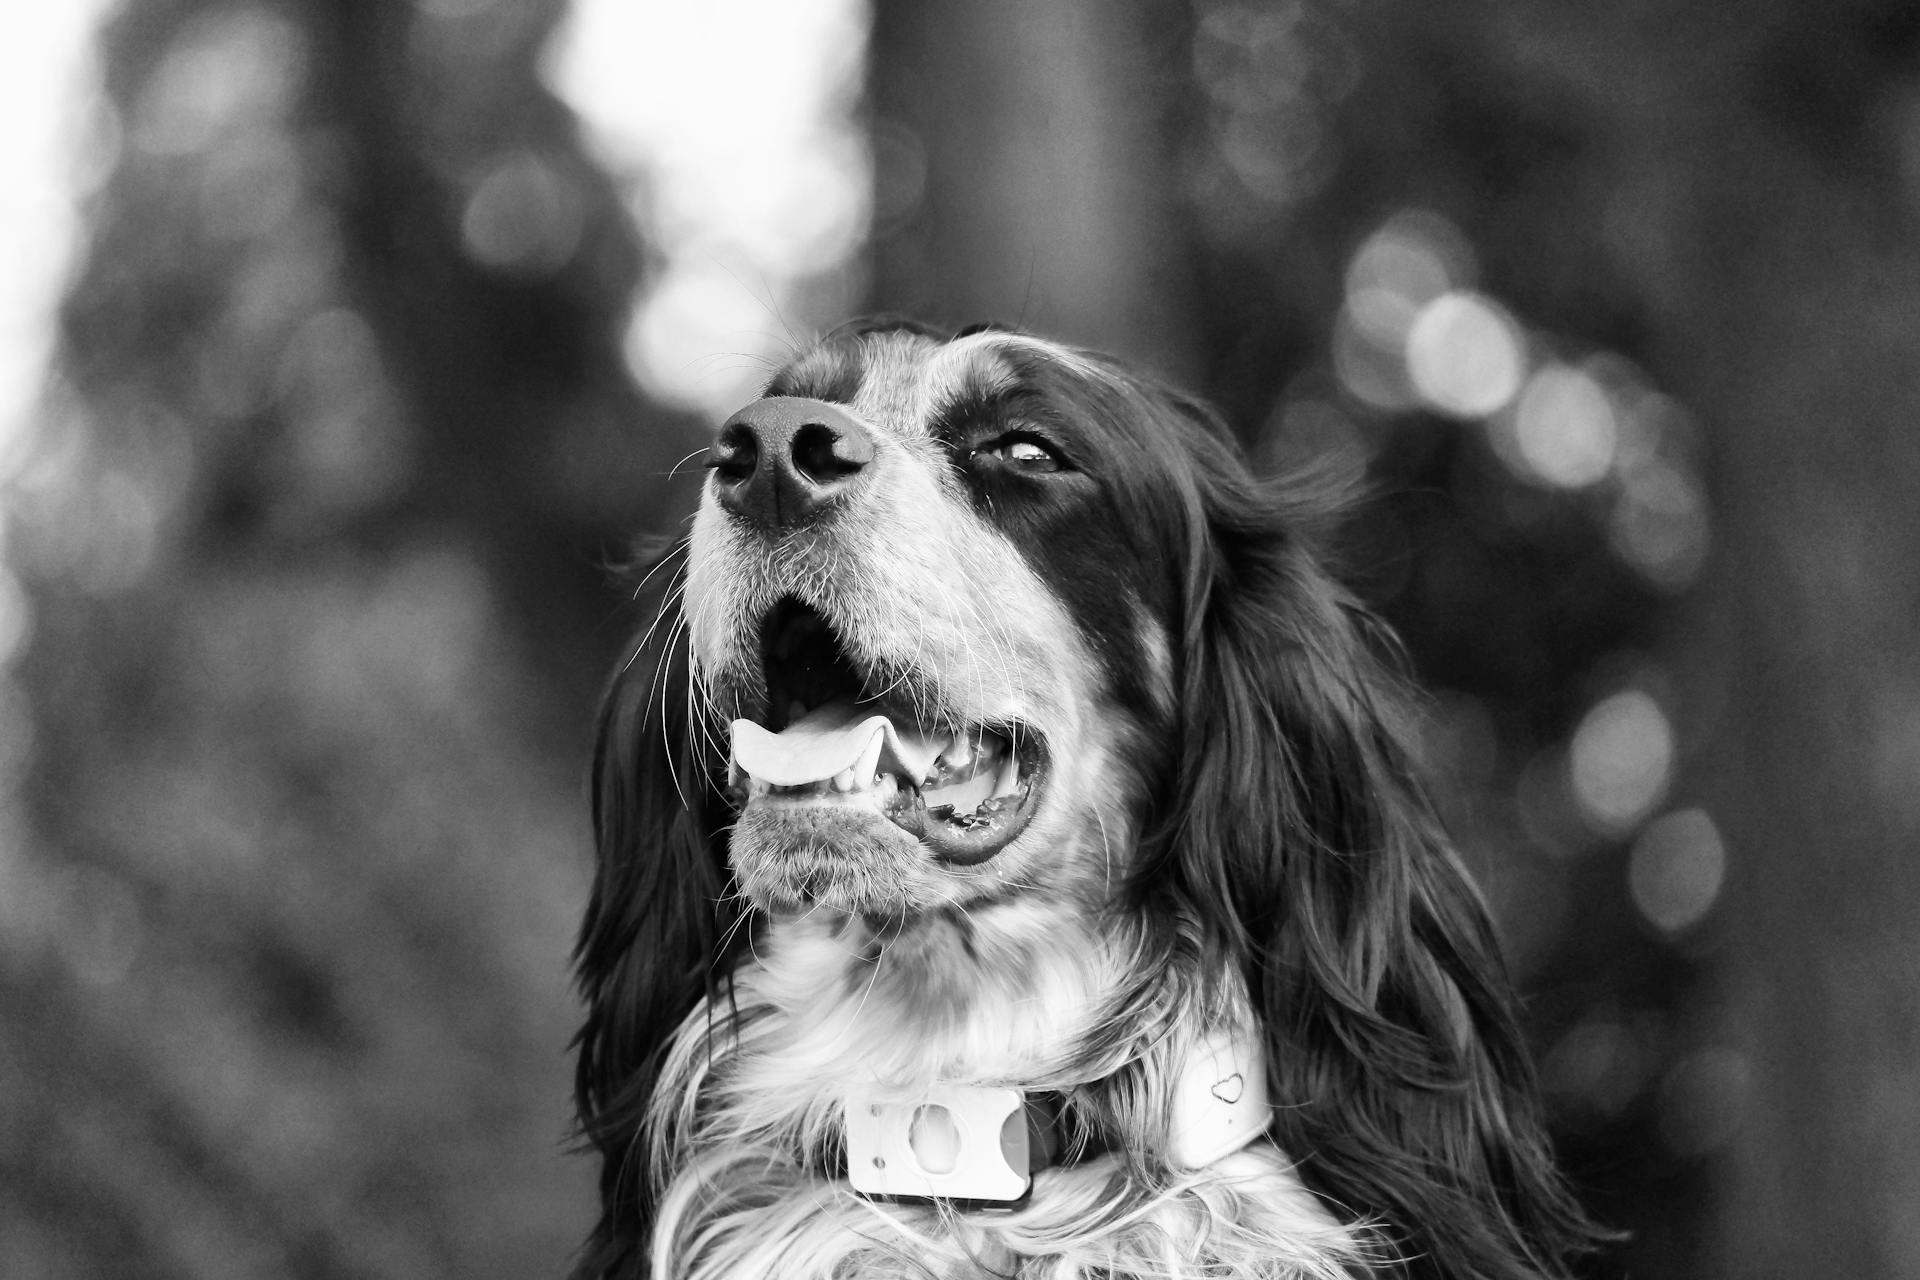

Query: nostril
[711,396,874,528]
[709,422,758,483]
[791,421,872,485]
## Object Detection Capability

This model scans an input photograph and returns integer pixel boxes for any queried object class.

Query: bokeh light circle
[1629,808,1727,933]
[1569,689,1674,834]
[1406,290,1526,419]
[1509,363,1618,488]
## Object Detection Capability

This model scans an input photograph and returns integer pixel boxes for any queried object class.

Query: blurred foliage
[7,0,1920,1277]
[2,0,704,1274]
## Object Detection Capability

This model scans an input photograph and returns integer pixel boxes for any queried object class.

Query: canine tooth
[942,733,974,772]
[749,777,771,798]
[994,755,1019,797]
[855,727,884,789]
[831,768,855,793]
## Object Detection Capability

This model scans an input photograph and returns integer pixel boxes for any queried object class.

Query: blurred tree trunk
[867,0,1200,379]
[1517,4,1920,1275]
[1676,61,1920,1280]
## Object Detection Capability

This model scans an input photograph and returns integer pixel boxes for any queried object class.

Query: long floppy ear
[571,547,742,1280]
[1159,452,1602,1279]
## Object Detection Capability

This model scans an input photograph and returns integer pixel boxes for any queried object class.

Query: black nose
[708,396,875,530]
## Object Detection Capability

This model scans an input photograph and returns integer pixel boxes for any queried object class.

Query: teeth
[855,728,884,791]
[930,729,1011,784]
[942,732,973,772]
[729,713,1028,814]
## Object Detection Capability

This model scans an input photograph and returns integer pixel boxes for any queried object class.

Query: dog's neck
[745,901,1141,1087]
[649,899,1256,1178]
[642,903,1365,1279]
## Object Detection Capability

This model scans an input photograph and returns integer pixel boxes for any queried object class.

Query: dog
[571,319,1602,1279]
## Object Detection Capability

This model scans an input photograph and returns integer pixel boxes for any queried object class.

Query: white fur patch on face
[905,335,1021,428]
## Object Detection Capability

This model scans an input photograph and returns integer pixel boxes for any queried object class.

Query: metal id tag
[845,1083,1033,1202]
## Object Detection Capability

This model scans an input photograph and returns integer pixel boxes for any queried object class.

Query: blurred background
[3,0,1918,1276]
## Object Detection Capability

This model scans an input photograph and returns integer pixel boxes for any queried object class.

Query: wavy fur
[572,322,1603,1279]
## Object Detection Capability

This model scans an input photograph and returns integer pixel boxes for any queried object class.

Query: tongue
[730,701,949,789]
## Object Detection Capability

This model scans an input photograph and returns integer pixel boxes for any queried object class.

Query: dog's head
[574,320,1600,1279]
[684,319,1199,919]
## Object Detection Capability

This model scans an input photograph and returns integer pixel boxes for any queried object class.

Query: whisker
[626,577,689,676]
[1095,808,1116,900]
[667,446,713,480]
[630,533,693,601]
[654,627,691,809]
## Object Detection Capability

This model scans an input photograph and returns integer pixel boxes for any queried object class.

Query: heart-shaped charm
[1210,1072,1244,1105]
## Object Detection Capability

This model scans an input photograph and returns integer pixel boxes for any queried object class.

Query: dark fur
[572,323,1604,1278]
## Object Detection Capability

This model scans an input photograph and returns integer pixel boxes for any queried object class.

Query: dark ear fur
[1143,398,1602,1279]
[571,551,741,1280]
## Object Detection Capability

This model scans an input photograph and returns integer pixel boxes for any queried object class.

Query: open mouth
[724,598,1047,866]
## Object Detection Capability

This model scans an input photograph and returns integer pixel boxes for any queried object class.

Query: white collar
[846,1028,1269,1202]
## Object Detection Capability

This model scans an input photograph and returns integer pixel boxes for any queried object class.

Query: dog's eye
[972,435,1065,473]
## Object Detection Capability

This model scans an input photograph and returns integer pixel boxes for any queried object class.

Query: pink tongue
[730,701,947,789]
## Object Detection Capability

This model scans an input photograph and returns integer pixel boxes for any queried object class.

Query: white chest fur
[641,915,1367,1279]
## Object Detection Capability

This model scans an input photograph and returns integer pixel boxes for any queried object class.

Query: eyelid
[973,428,1069,468]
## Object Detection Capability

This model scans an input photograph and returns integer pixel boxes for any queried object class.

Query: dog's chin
[730,779,1043,917]
[729,804,919,916]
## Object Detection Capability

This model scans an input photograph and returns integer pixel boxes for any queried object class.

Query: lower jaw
[748,778,1041,865]
[729,804,925,914]
[883,787,1039,866]
[731,782,1043,910]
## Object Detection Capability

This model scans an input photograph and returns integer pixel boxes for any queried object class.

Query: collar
[845,1029,1269,1204]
